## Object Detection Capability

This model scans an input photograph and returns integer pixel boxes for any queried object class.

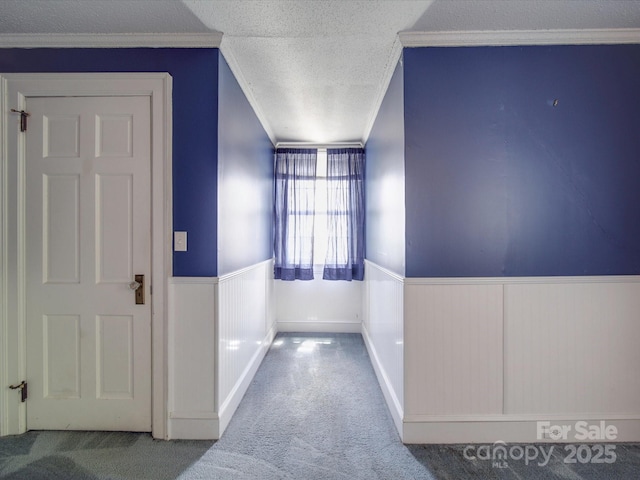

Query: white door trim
[0,73,172,439]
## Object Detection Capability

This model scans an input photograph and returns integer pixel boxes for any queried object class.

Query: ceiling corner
[361,35,404,145]
[219,41,278,147]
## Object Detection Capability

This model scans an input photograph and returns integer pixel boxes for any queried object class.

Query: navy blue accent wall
[0,48,219,276]
[404,45,640,277]
[217,54,274,275]
[365,59,406,276]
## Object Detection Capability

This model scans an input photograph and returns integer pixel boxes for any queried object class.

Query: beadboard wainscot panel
[362,260,404,436]
[402,276,640,444]
[217,259,276,435]
[403,279,504,443]
[168,277,218,439]
[504,278,640,427]
[404,280,504,416]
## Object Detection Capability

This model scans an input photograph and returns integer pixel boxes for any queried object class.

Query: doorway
[0,73,172,439]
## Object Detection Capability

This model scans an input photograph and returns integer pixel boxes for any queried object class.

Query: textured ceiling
[182,0,431,143]
[2,0,640,144]
[413,0,640,31]
[0,0,210,33]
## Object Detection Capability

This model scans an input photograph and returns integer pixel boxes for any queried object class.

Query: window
[274,147,364,281]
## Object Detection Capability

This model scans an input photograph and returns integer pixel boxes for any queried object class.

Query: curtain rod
[275,142,364,149]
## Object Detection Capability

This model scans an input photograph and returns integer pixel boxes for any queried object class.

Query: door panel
[43,174,80,284]
[43,314,80,399]
[26,96,151,431]
[96,174,134,283]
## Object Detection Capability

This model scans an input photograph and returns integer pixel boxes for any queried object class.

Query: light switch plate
[174,231,187,252]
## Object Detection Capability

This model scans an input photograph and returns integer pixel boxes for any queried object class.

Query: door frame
[0,73,172,439]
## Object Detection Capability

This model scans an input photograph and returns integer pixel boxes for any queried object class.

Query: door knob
[129,281,141,290]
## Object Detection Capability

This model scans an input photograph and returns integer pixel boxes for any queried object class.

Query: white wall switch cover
[174,231,187,252]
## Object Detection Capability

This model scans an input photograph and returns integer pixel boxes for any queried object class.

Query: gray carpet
[1,332,640,479]
[409,443,640,479]
[0,431,212,479]
[180,333,431,479]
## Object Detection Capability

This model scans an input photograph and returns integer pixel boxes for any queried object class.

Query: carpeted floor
[0,431,211,479]
[183,333,431,480]
[1,333,639,479]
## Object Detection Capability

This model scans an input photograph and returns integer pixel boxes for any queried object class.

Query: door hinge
[9,381,28,402]
[10,109,30,132]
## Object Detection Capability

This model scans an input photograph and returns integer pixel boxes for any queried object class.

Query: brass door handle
[9,381,28,402]
[129,275,145,305]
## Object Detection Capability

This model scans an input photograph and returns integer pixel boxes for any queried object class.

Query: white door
[25,95,152,431]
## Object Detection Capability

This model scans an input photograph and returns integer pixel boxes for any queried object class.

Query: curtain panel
[273,148,318,280]
[323,148,365,281]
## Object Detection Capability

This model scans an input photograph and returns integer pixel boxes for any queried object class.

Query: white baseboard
[402,417,640,444]
[217,325,277,436]
[362,324,404,438]
[167,413,219,440]
[277,320,362,333]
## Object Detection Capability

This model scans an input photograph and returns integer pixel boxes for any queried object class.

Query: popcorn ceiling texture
[0,0,210,34]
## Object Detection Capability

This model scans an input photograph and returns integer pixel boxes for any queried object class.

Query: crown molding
[399,28,640,47]
[362,35,403,144]
[0,32,222,48]
[220,40,277,146]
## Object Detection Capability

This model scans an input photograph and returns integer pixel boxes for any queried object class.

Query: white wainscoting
[362,260,404,436]
[403,276,640,444]
[168,277,218,440]
[275,266,363,333]
[167,259,275,440]
[504,281,640,416]
[167,268,640,443]
[217,259,276,434]
[404,282,504,418]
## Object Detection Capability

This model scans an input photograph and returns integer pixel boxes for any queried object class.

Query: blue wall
[365,59,406,276]
[217,54,274,275]
[0,48,219,276]
[404,45,640,277]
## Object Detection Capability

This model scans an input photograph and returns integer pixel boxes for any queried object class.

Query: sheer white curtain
[273,148,317,280]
